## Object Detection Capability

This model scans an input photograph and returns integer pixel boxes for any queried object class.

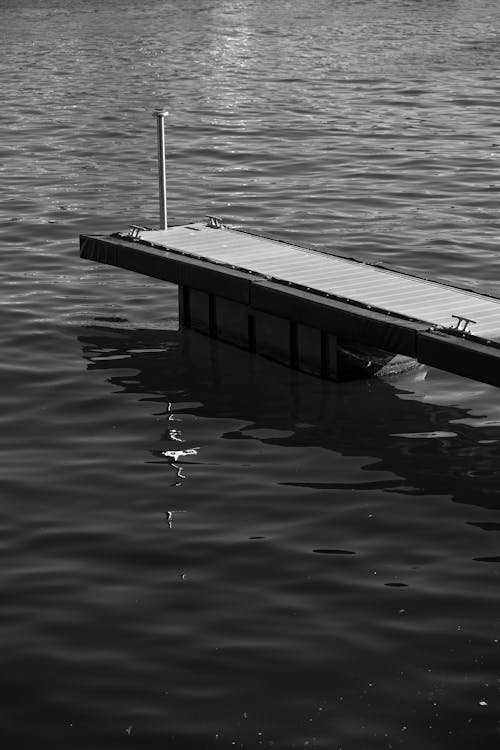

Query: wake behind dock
[80,220,500,388]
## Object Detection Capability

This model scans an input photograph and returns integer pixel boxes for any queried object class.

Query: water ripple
[3,0,500,748]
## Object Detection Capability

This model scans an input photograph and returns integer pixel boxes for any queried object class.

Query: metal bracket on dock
[206,216,224,230]
[127,225,149,240]
[449,314,477,334]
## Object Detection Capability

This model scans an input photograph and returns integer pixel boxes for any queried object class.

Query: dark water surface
[3,0,500,747]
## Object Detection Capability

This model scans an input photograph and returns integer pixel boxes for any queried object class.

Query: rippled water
[3,0,500,747]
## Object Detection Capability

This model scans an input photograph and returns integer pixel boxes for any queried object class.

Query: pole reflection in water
[74,322,500,750]
[162,400,200,484]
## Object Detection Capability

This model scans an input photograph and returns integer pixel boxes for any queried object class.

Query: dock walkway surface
[80,221,500,387]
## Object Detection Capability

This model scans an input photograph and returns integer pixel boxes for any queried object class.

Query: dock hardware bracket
[206,216,224,229]
[127,225,150,240]
[450,315,477,334]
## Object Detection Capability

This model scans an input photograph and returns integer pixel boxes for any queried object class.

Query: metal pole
[153,109,168,230]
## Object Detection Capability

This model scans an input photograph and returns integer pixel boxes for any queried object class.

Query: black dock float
[80,222,500,388]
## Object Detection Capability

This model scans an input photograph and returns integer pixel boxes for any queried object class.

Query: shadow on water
[79,323,500,511]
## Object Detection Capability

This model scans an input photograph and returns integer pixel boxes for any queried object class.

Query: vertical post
[153,109,168,230]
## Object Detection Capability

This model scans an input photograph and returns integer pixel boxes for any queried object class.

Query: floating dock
[80,219,500,388]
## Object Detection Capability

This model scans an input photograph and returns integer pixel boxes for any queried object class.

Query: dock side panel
[254,311,292,366]
[296,323,322,376]
[417,331,500,387]
[80,235,254,304]
[215,298,251,348]
[250,280,427,358]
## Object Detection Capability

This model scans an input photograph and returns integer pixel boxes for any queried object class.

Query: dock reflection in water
[74,323,500,750]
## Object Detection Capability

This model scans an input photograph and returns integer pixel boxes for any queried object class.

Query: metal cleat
[127,225,148,239]
[450,314,477,333]
[206,215,224,229]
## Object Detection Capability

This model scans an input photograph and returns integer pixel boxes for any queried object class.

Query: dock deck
[80,221,500,387]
